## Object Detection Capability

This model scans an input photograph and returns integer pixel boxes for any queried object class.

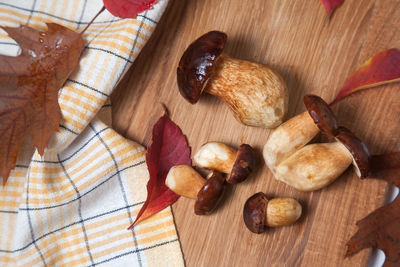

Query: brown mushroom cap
[304,94,338,138]
[194,171,225,215]
[243,192,268,233]
[335,126,371,177]
[226,144,255,184]
[177,31,227,104]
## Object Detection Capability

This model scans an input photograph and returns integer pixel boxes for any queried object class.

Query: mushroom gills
[275,142,353,191]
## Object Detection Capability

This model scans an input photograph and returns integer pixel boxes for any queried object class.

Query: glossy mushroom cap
[194,171,225,215]
[177,31,227,104]
[304,94,338,138]
[243,192,268,233]
[335,127,371,177]
[226,144,255,184]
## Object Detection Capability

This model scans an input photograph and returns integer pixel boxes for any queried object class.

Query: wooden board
[111,0,400,266]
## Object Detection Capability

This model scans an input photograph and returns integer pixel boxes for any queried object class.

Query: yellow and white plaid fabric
[0,0,184,266]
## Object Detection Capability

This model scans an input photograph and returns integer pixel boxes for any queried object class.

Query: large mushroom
[165,165,225,215]
[177,31,288,128]
[263,95,371,191]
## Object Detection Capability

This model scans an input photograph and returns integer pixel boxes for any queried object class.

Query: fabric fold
[0,0,184,266]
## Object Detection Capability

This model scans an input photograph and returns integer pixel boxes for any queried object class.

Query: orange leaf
[0,23,85,184]
[320,0,344,14]
[331,49,400,105]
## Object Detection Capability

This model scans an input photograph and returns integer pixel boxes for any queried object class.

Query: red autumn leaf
[0,23,85,184]
[346,152,400,266]
[331,49,400,105]
[320,0,344,14]
[103,0,158,18]
[128,114,191,229]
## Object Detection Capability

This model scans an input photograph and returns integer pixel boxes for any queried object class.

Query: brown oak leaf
[0,23,85,184]
[346,152,400,266]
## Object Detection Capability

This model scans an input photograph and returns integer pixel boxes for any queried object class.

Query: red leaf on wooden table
[346,152,400,266]
[0,23,85,184]
[320,0,344,14]
[330,49,400,105]
[128,114,191,229]
[103,0,158,18]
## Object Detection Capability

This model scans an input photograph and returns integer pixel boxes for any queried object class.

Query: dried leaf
[128,115,191,229]
[331,49,400,105]
[320,0,344,14]
[0,23,85,184]
[346,152,400,266]
[369,152,400,187]
[103,0,158,18]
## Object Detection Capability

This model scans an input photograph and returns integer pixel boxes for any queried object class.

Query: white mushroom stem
[263,111,319,173]
[266,198,302,227]
[275,142,353,191]
[165,165,206,199]
[205,54,289,128]
[194,142,237,173]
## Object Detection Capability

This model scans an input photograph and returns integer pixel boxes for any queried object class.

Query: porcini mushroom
[194,142,255,184]
[177,31,288,128]
[264,95,371,191]
[165,165,225,215]
[243,192,302,233]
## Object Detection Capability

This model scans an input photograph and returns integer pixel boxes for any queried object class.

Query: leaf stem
[80,5,106,34]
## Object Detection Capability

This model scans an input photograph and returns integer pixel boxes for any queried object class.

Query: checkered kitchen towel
[0,0,184,266]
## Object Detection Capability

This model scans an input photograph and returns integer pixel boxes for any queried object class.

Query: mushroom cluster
[177,31,288,128]
[165,142,255,214]
[263,94,371,191]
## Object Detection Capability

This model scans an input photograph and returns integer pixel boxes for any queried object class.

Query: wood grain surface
[111,0,400,266]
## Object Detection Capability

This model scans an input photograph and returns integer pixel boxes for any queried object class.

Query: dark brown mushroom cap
[304,94,338,138]
[226,144,255,184]
[335,126,371,177]
[177,31,227,104]
[243,192,268,233]
[194,171,225,215]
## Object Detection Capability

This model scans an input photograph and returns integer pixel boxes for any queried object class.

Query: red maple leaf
[0,23,85,184]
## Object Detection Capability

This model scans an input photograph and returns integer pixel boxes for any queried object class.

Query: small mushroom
[264,95,371,191]
[165,165,225,215]
[194,142,255,184]
[243,192,302,233]
[177,31,288,128]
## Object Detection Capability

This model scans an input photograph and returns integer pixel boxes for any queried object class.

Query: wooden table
[111,0,400,266]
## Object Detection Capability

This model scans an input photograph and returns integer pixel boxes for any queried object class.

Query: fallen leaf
[103,0,158,18]
[331,49,400,105]
[0,23,85,184]
[128,114,191,229]
[320,0,344,14]
[369,152,400,187]
[346,152,400,266]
